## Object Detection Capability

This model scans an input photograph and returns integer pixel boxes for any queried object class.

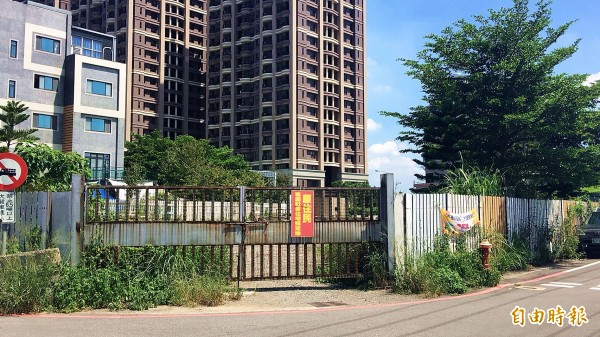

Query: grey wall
[71,112,125,169]
[1,1,124,167]
[79,63,120,110]
[0,0,69,106]
[1,0,70,149]
[32,114,63,145]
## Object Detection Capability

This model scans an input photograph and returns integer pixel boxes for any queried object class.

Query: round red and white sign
[0,152,28,191]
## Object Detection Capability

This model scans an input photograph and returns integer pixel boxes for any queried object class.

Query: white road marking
[541,283,575,288]
[547,282,583,286]
[515,285,546,291]
[564,260,600,273]
[590,287,600,291]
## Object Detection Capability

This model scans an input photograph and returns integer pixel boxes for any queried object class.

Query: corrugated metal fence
[5,192,72,258]
[403,194,588,256]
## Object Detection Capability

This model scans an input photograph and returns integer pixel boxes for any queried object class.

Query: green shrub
[480,267,502,287]
[0,255,55,315]
[394,234,505,296]
[426,266,467,295]
[51,243,232,312]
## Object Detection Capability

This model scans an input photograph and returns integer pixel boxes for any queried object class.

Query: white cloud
[367,118,382,132]
[366,57,378,67]
[584,72,600,86]
[367,141,423,192]
[371,84,392,94]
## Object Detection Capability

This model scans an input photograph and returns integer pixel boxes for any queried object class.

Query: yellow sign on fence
[440,208,480,234]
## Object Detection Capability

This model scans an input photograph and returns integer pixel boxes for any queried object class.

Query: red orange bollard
[479,240,492,270]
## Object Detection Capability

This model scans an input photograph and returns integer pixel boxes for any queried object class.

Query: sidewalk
[39,259,595,318]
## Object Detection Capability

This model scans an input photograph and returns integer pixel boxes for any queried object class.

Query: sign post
[0,192,15,255]
[291,190,314,238]
[0,152,28,255]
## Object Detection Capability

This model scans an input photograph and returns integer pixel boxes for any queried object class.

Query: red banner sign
[291,190,314,238]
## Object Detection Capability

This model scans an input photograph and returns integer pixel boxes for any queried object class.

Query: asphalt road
[2,260,600,337]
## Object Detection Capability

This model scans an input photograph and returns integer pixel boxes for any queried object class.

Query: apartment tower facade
[30,0,367,186]
[60,0,208,140]
[206,0,366,186]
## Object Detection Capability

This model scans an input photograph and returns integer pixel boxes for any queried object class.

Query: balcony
[90,167,124,181]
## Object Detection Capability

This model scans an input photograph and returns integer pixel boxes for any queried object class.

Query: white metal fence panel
[405,194,445,256]
[506,197,528,240]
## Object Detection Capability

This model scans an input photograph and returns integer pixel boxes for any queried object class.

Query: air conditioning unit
[72,46,82,55]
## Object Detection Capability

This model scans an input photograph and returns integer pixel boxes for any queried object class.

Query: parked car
[579,211,600,257]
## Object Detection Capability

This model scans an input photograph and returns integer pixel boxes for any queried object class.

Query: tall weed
[52,242,233,312]
[172,273,230,307]
[551,200,591,260]
[0,256,55,315]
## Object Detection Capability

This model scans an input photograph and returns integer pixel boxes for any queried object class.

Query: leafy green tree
[0,100,38,152]
[124,131,173,182]
[15,143,91,191]
[275,171,293,187]
[382,0,600,198]
[125,132,265,186]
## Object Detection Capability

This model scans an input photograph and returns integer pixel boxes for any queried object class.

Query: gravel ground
[230,279,421,310]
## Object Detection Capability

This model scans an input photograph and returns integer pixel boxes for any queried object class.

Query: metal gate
[84,185,383,280]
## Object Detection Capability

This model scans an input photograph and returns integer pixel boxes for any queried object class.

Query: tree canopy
[15,143,91,192]
[124,131,266,186]
[0,100,38,152]
[382,0,600,198]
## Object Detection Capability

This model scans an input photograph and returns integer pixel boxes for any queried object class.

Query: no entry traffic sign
[0,152,28,191]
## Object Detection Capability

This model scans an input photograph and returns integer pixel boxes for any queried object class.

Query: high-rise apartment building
[206,0,367,187]
[61,0,208,140]
[28,0,367,187]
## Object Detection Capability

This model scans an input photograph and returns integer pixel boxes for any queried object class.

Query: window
[86,80,112,96]
[9,40,17,59]
[85,153,110,180]
[85,117,111,133]
[35,36,60,54]
[33,113,58,130]
[71,36,103,59]
[34,74,59,91]
[8,80,15,98]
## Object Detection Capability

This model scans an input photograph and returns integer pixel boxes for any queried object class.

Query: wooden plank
[481,196,507,235]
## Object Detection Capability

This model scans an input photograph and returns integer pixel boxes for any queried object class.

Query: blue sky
[364,0,600,190]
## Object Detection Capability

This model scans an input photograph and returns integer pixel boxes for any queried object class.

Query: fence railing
[84,186,382,247]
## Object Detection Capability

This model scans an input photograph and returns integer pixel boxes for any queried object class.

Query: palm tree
[0,100,38,152]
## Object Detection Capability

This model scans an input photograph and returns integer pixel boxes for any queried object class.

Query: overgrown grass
[51,243,236,312]
[551,200,591,260]
[0,241,239,315]
[172,273,232,307]
[0,255,55,315]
